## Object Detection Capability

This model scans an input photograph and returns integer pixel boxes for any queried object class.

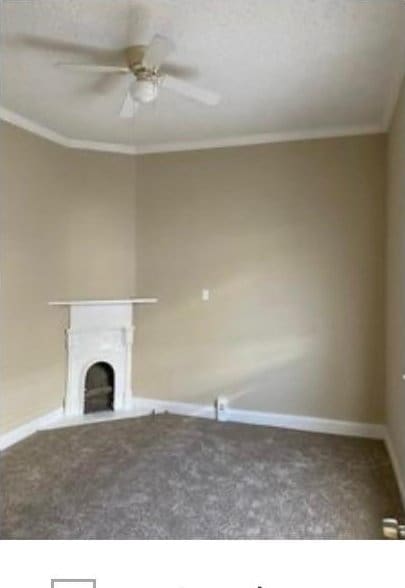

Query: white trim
[37,398,215,432]
[135,125,384,155]
[0,106,70,147]
[0,106,137,155]
[67,137,136,155]
[130,397,385,439]
[384,432,405,509]
[0,399,386,452]
[48,298,157,306]
[0,408,63,451]
[0,105,383,156]
[132,397,216,420]
[225,407,385,439]
[42,406,149,431]
[41,398,215,430]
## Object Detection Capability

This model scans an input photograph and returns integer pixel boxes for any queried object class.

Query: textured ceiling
[1,0,404,152]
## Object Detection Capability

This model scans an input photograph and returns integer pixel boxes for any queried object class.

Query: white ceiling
[1,0,405,154]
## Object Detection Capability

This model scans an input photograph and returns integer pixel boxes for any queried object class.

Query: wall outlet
[202,289,210,301]
[216,396,228,422]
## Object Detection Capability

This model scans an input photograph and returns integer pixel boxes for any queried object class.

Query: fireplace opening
[84,362,114,414]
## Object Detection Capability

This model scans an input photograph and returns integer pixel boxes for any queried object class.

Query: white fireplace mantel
[49,298,158,306]
[49,298,157,416]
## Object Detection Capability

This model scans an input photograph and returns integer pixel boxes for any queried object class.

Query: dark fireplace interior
[84,362,114,414]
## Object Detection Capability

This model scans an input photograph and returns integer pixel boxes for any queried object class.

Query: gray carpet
[0,413,402,539]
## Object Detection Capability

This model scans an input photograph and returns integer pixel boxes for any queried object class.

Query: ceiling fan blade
[90,71,132,95]
[120,91,139,118]
[127,2,152,45]
[56,63,130,73]
[162,75,221,106]
[9,34,124,62]
[160,63,199,80]
[143,34,175,68]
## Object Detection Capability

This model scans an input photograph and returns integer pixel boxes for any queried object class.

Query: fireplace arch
[84,361,114,414]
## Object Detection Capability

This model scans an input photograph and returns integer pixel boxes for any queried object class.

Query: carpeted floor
[0,413,403,539]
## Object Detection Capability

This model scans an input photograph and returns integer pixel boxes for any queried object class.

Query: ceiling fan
[55,34,221,118]
[11,13,221,119]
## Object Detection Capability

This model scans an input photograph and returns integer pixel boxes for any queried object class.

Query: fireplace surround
[49,299,157,416]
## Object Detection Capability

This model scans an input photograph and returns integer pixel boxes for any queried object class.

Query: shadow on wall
[133,138,385,424]
[134,256,380,421]
[136,262,328,402]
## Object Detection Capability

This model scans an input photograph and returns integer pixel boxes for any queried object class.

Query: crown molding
[68,136,136,155]
[135,124,384,155]
[0,105,71,146]
[0,106,137,155]
[0,104,384,156]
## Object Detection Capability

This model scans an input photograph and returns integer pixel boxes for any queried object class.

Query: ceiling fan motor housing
[126,45,148,72]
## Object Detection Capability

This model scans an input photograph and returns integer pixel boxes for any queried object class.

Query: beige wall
[386,77,405,497]
[135,136,386,423]
[0,122,136,433]
[0,124,387,434]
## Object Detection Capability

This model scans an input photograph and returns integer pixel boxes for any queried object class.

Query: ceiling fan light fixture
[130,78,158,104]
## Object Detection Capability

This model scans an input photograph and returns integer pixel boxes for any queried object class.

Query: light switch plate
[202,289,210,301]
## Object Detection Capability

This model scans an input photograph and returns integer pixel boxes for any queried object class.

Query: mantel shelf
[49,298,158,306]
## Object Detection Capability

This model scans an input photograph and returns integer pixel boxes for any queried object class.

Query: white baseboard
[0,407,63,451]
[131,397,385,439]
[0,398,213,450]
[0,398,386,454]
[132,397,216,420]
[384,432,405,509]
[46,405,150,431]
[226,407,385,439]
